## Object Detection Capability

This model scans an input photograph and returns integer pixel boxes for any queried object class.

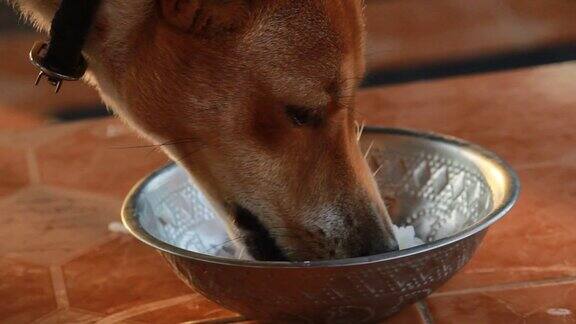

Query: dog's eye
[285,105,319,127]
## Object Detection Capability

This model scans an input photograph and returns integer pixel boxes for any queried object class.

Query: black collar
[30,0,102,93]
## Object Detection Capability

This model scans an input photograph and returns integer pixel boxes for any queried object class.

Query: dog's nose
[328,209,400,259]
[360,232,399,256]
[356,224,399,257]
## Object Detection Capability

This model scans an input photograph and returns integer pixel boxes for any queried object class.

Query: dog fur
[9,0,398,261]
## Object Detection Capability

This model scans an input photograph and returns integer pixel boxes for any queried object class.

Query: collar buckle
[29,41,87,93]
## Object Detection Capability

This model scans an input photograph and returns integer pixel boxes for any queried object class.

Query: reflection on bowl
[122,128,519,323]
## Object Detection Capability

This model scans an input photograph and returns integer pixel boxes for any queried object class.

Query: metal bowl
[122,128,519,323]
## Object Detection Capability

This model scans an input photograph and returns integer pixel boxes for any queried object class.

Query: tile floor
[1,62,575,323]
[1,1,576,323]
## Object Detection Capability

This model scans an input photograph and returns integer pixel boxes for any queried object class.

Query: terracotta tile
[0,109,46,131]
[33,309,102,324]
[128,295,238,324]
[384,304,424,324]
[0,258,56,323]
[0,33,42,77]
[0,121,86,149]
[438,165,576,291]
[358,63,576,168]
[63,236,191,315]
[365,0,576,70]
[0,146,29,198]
[0,186,120,266]
[357,63,576,291]
[36,119,168,198]
[428,282,576,323]
[207,304,422,324]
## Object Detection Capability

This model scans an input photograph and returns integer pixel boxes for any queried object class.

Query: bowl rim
[122,127,520,269]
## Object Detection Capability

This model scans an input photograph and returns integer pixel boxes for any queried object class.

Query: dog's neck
[15,0,154,135]
[13,0,264,212]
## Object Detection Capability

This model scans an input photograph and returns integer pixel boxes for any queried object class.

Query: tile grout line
[31,309,60,323]
[49,265,70,309]
[416,300,435,324]
[31,307,105,323]
[179,316,247,324]
[67,307,108,319]
[96,294,196,324]
[57,233,121,265]
[431,275,576,298]
[25,147,41,185]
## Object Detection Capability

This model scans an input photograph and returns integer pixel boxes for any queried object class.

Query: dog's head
[17,0,398,260]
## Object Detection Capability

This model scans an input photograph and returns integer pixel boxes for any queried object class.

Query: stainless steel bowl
[122,128,519,323]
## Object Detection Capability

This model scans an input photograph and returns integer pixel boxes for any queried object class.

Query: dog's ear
[159,0,249,36]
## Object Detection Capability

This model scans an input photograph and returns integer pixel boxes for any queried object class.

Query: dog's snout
[358,227,399,257]
[307,207,399,260]
[353,214,399,257]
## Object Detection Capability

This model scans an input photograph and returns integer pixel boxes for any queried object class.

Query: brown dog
[10,0,398,261]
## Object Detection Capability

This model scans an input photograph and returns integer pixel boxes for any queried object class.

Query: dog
[9,0,399,261]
